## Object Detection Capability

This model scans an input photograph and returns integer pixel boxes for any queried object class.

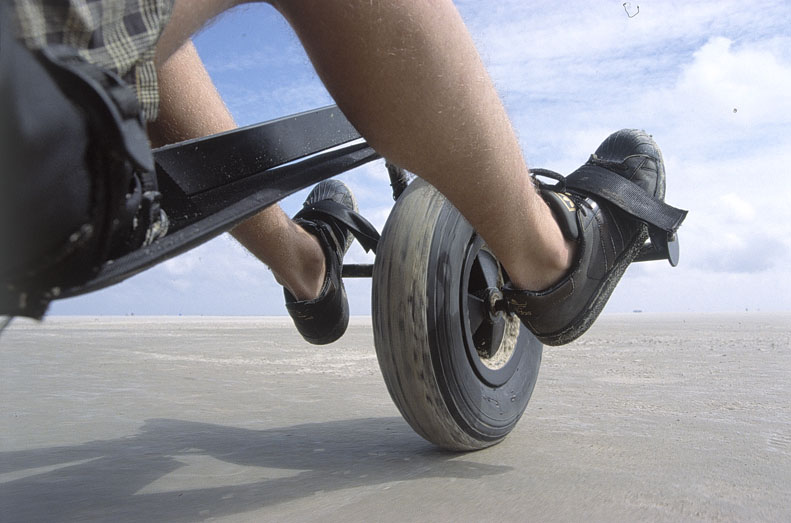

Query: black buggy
[3,102,684,450]
[1,26,680,449]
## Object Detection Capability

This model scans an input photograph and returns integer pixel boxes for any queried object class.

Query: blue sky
[52,0,791,315]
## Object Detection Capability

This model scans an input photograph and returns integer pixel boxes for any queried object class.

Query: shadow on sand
[1,417,510,522]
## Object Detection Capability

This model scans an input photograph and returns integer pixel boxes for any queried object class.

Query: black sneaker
[503,129,686,346]
[284,180,376,345]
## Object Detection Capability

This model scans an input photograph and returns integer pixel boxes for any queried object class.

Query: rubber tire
[372,179,543,451]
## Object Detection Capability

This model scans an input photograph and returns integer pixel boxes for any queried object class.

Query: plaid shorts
[11,0,175,121]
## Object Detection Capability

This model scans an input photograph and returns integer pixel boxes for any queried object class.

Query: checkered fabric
[11,0,175,121]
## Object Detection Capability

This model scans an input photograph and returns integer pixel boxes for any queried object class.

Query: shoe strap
[295,199,380,253]
[565,164,687,235]
[532,166,686,266]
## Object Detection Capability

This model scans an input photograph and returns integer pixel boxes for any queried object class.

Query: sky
[51,0,791,316]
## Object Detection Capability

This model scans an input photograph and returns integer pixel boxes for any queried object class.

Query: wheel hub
[461,236,522,387]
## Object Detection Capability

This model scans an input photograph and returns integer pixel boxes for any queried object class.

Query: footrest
[635,231,680,266]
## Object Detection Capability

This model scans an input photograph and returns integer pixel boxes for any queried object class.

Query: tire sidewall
[426,195,543,442]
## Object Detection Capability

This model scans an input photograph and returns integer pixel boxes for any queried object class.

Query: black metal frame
[58,104,677,302]
[61,105,383,299]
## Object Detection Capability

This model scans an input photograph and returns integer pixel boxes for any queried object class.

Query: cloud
[679,37,791,124]
[162,252,198,276]
[699,236,782,274]
[641,36,791,159]
[719,193,755,222]
[454,1,791,165]
[684,190,789,275]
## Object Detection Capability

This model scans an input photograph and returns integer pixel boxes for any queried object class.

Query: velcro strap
[296,200,380,253]
[566,165,687,234]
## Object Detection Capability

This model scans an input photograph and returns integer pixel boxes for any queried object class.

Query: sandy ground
[1,313,789,522]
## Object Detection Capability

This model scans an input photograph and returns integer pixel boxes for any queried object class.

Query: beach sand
[1,313,789,522]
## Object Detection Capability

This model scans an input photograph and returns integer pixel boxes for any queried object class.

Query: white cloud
[162,252,198,276]
[641,37,791,155]
[682,37,791,123]
[718,194,755,222]
[457,1,791,164]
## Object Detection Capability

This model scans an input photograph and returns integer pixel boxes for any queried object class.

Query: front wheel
[372,179,543,451]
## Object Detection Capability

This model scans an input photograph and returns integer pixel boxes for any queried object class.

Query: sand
[1,313,789,522]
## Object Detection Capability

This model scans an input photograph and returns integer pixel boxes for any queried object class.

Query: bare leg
[156,0,574,291]
[267,0,574,290]
[149,41,325,300]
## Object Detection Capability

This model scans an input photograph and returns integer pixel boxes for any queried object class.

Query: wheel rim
[460,235,522,387]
